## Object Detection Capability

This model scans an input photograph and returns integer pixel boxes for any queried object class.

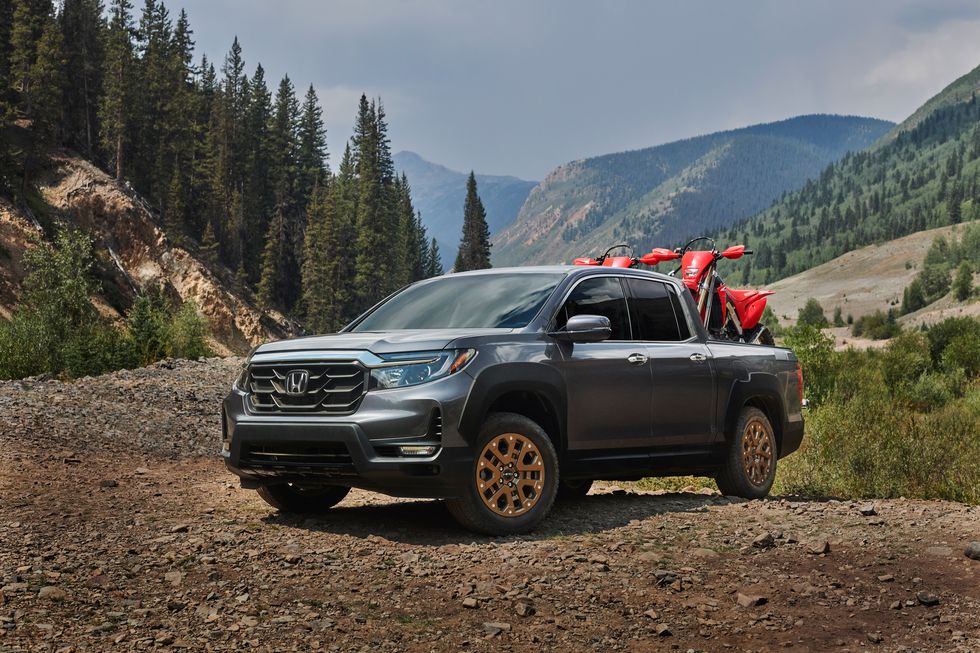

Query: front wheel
[256,483,351,513]
[715,407,777,499]
[446,412,559,535]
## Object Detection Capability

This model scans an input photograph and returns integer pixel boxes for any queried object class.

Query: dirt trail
[1,359,978,652]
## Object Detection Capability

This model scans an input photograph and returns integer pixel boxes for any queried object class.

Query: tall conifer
[99,0,135,180]
[454,172,492,271]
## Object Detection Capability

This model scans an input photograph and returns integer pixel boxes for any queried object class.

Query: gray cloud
[165,0,980,179]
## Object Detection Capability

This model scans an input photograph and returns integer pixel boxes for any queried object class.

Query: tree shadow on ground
[261,490,745,546]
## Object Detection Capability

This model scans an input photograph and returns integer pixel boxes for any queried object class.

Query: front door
[625,278,716,447]
[553,276,654,453]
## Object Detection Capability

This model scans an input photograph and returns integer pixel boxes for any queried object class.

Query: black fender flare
[721,369,787,454]
[458,362,567,449]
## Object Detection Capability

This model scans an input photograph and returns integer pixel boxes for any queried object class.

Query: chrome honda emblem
[284,370,309,395]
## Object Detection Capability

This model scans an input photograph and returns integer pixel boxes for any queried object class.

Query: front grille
[246,362,366,414]
[240,442,356,477]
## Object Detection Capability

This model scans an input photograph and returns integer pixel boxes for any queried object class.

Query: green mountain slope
[718,63,980,285]
[493,115,893,266]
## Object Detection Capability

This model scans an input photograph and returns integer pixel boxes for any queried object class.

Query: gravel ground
[1,358,979,652]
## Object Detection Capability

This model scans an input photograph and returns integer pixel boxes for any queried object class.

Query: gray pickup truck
[223,266,804,534]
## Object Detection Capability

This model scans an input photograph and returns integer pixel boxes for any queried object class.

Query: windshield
[350,273,564,331]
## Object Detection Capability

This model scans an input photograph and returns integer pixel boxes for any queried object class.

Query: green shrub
[775,315,980,503]
[0,228,212,380]
[166,300,211,360]
[925,316,980,366]
[918,264,951,300]
[941,333,980,378]
[894,371,959,412]
[126,286,172,366]
[852,310,901,339]
[880,331,931,388]
[775,392,980,503]
[900,278,927,314]
[783,326,836,405]
[797,298,829,328]
[953,260,973,301]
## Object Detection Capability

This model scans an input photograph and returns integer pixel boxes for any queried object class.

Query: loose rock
[805,540,831,555]
[916,591,940,607]
[965,541,980,561]
[736,592,767,608]
[483,622,511,637]
[37,586,65,601]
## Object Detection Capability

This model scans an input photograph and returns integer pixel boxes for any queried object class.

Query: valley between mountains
[1,358,978,652]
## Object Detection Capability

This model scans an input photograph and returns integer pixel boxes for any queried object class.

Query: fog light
[399,445,437,456]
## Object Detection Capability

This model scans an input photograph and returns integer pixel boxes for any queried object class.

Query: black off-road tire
[715,407,777,499]
[256,483,351,513]
[446,412,559,535]
[556,479,593,501]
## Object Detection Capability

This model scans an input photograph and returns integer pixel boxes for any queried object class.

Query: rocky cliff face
[0,151,293,353]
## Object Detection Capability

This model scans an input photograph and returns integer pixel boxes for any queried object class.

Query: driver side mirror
[550,314,611,343]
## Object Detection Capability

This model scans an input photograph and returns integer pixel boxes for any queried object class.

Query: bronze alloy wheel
[741,418,774,486]
[476,432,545,517]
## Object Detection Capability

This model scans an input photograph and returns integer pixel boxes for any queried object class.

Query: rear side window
[554,276,631,340]
[626,278,689,341]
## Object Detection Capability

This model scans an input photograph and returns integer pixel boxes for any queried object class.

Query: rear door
[553,275,654,453]
[625,277,716,448]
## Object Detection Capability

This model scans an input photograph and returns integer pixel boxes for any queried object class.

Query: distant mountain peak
[492,114,894,267]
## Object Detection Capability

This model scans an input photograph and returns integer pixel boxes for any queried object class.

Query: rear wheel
[556,479,593,501]
[715,407,777,499]
[446,412,558,535]
[256,483,350,513]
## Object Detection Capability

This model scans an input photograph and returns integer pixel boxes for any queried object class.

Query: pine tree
[454,171,491,271]
[213,37,250,267]
[240,63,273,281]
[426,238,443,277]
[0,0,14,121]
[99,0,135,180]
[198,219,219,265]
[9,0,50,113]
[256,204,293,310]
[392,173,418,286]
[351,95,387,312]
[411,211,429,281]
[297,84,328,207]
[26,12,66,141]
[59,0,104,156]
[163,167,186,245]
[302,147,357,332]
[158,8,195,238]
[189,55,218,240]
[266,75,303,310]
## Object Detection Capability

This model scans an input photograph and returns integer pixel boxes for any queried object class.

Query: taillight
[795,362,805,406]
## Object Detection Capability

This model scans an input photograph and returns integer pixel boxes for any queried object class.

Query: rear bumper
[779,418,805,458]
[221,375,473,498]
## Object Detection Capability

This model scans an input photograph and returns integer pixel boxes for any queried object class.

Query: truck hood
[252,329,513,356]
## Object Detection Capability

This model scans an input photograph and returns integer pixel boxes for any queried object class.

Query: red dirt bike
[573,238,775,345]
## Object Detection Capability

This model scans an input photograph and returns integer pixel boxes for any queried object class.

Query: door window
[554,277,631,340]
[626,278,689,341]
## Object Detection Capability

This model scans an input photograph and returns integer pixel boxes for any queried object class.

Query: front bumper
[221,373,474,499]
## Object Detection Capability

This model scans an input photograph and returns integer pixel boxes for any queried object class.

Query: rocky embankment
[1,358,978,652]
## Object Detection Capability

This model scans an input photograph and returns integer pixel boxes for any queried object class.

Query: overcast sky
[164,0,980,179]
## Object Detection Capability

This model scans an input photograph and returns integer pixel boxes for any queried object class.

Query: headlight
[369,349,476,390]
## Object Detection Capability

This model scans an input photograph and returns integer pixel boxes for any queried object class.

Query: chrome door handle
[689,353,707,362]
[627,353,648,365]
